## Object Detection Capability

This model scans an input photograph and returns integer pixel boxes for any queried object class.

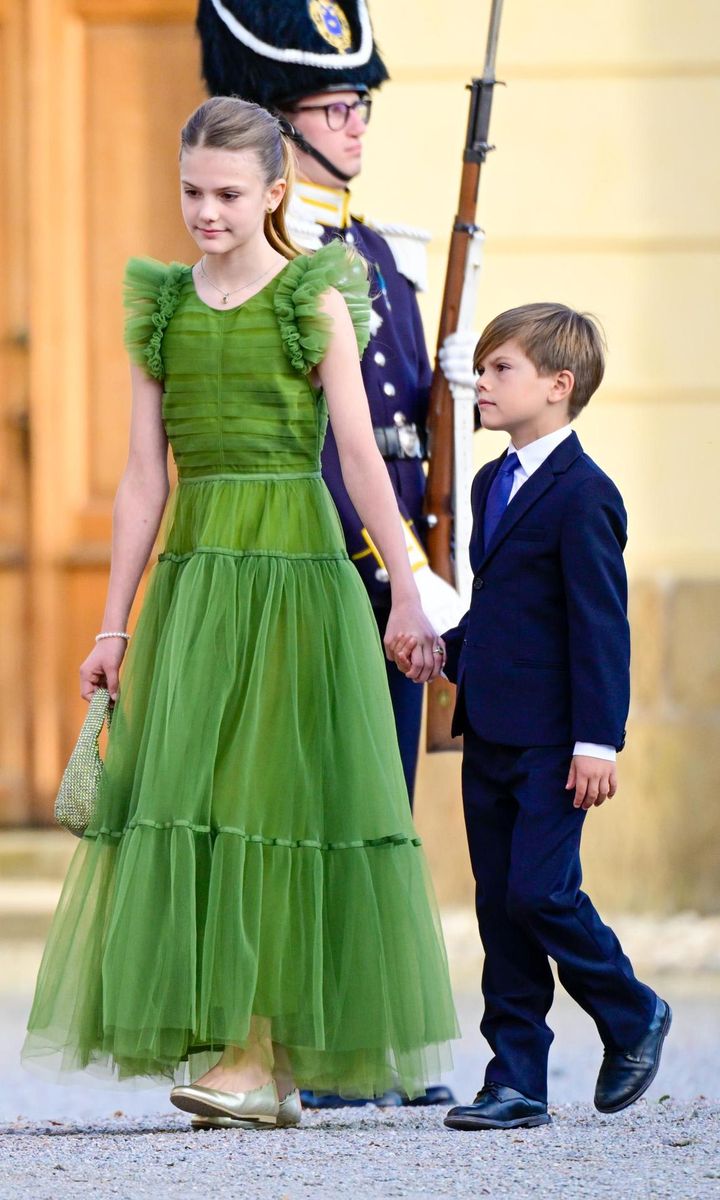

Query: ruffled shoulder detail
[123,257,188,381]
[273,240,371,376]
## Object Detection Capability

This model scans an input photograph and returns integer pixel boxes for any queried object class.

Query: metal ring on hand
[433,645,444,655]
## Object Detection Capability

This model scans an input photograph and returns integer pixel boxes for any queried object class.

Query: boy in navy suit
[391,303,670,1129]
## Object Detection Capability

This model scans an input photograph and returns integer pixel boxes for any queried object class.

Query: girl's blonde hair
[180,96,300,261]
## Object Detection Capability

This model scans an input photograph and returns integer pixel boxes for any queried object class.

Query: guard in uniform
[196,0,474,1105]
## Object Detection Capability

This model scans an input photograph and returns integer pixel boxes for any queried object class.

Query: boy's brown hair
[473,302,606,419]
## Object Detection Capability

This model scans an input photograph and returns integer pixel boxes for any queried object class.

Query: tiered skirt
[23,475,458,1096]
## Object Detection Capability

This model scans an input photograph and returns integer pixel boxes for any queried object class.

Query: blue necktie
[483,451,519,548]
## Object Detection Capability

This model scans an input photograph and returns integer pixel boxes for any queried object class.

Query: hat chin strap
[278,118,353,185]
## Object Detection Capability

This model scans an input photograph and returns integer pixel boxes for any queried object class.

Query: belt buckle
[393,412,422,459]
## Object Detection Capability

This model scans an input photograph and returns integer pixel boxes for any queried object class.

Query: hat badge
[308,1,352,52]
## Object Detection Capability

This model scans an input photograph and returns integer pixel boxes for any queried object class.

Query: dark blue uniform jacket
[319,220,432,606]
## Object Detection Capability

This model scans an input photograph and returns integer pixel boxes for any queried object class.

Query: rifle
[424,0,505,752]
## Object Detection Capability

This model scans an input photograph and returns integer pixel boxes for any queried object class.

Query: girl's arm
[79,363,169,700]
[316,288,442,683]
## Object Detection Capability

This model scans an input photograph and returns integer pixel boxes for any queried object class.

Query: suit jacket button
[473,576,484,590]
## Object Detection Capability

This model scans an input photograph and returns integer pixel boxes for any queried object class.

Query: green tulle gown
[23,240,458,1097]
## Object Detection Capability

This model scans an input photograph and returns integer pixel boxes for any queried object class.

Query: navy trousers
[462,731,656,1102]
[374,604,423,807]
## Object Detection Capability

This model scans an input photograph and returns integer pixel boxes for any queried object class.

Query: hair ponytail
[265,132,299,260]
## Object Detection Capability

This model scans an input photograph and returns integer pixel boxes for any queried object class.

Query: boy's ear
[548,368,575,407]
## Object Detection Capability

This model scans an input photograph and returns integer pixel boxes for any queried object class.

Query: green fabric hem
[157,547,348,565]
[83,820,422,850]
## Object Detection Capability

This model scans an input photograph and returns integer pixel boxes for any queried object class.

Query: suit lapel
[479,431,583,566]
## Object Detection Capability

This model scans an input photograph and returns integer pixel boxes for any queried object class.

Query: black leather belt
[373,424,427,461]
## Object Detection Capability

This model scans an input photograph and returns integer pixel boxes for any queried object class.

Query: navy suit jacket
[443,431,630,749]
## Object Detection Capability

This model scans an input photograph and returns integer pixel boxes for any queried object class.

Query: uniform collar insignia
[294,179,352,228]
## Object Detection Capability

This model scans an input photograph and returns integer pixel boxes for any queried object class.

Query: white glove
[413,565,467,633]
[438,329,479,392]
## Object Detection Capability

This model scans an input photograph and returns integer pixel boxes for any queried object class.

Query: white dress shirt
[506,426,616,763]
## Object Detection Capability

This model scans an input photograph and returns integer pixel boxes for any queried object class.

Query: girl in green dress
[23,97,457,1129]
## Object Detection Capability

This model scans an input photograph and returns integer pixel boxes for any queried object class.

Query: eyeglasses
[291,98,372,131]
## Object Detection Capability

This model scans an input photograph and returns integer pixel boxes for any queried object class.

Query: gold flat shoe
[170,1080,279,1127]
[191,1088,301,1132]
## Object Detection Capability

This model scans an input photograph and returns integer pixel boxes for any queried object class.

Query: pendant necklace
[199,256,276,305]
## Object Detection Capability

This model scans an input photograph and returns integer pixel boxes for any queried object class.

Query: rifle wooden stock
[424,180,480,753]
[425,164,481,583]
[424,0,504,753]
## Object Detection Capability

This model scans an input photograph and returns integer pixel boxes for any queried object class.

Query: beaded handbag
[54,688,113,837]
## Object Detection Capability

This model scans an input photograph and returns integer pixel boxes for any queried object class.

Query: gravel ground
[1,1101,719,1200]
[3,979,720,1121]
[2,938,720,1197]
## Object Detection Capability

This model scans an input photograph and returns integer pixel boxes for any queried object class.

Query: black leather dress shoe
[594,996,672,1114]
[444,1082,550,1130]
[404,1085,456,1107]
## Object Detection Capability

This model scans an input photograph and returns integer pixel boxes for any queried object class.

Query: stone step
[0,831,76,881]
[0,832,75,939]
[0,881,63,939]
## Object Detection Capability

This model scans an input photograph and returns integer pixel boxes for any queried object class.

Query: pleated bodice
[161,268,329,479]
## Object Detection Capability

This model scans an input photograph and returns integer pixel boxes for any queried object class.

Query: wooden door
[0,0,31,822]
[0,0,203,823]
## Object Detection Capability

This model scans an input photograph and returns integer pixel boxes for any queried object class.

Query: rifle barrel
[424,0,506,751]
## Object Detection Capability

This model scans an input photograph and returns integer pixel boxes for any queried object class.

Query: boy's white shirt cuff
[573,742,616,762]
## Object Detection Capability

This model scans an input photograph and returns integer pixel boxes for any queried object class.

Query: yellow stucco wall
[352,2,720,912]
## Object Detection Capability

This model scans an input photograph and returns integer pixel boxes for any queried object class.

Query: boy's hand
[384,604,445,684]
[387,632,422,679]
[566,755,617,810]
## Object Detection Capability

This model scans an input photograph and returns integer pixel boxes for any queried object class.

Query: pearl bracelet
[95,631,131,642]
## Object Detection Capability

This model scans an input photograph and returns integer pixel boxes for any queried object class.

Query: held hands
[566,755,617,810]
[385,629,445,684]
[79,639,128,702]
[384,604,446,684]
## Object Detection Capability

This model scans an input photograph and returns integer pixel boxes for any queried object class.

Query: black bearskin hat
[196,0,389,109]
